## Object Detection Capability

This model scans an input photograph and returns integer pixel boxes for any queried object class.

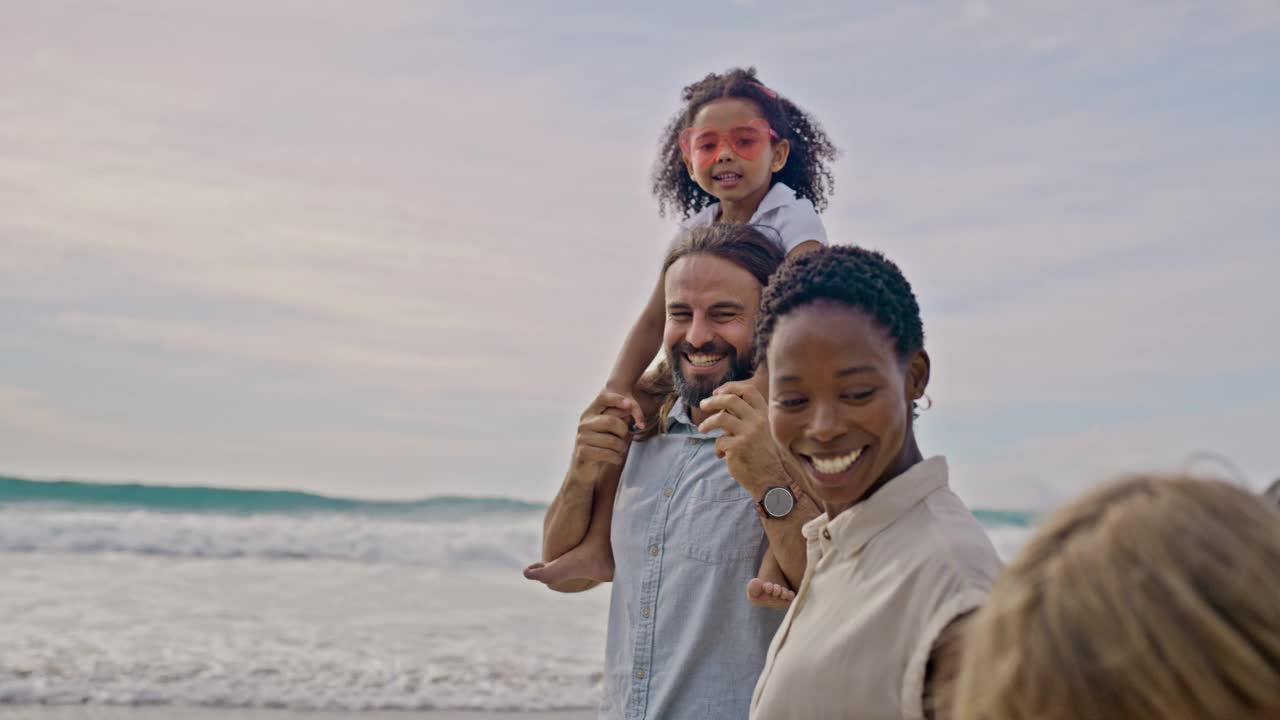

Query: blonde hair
[954,474,1280,720]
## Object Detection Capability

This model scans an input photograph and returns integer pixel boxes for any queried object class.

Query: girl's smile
[711,170,744,189]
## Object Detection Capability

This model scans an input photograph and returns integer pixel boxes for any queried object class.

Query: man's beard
[666,340,756,409]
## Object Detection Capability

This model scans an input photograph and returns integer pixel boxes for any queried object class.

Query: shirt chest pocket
[669,484,766,564]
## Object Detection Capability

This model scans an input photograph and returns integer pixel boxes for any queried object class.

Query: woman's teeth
[686,353,724,368]
[811,447,864,475]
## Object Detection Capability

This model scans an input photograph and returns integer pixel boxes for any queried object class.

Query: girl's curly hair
[652,67,838,219]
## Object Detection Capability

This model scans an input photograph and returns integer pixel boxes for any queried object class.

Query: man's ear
[906,350,931,404]
[770,139,791,174]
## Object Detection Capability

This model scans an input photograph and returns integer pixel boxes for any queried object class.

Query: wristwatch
[756,483,803,519]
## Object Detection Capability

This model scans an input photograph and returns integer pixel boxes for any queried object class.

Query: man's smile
[683,351,727,372]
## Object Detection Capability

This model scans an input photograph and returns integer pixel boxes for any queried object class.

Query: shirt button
[650,546,660,557]
[662,487,673,497]
[822,529,832,540]
[636,669,646,680]
[642,607,652,618]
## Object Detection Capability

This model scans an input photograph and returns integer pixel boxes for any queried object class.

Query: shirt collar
[748,181,796,220]
[665,397,724,439]
[667,397,695,430]
[681,182,797,228]
[802,456,950,555]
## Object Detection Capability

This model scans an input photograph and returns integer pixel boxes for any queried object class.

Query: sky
[2,1,1278,509]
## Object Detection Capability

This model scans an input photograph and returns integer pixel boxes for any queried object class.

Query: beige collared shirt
[750,457,1003,720]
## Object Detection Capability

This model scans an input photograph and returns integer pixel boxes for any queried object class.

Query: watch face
[763,486,795,518]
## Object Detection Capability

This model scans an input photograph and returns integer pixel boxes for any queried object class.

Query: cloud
[0,385,138,455]
[1,1,1276,504]
[947,400,1279,510]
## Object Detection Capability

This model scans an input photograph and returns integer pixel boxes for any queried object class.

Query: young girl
[525,67,838,608]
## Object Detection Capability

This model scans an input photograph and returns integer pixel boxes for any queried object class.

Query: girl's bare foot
[747,577,795,610]
[523,541,615,585]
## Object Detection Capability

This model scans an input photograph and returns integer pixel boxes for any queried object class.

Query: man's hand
[699,379,817,590]
[697,379,783,498]
[573,390,636,469]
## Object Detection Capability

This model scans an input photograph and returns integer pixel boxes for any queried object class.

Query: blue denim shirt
[602,399,784,720]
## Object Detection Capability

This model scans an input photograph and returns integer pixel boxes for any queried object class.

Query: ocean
[0,475,1035,714]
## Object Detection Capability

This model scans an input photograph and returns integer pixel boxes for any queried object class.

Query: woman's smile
[799,444,872,489]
